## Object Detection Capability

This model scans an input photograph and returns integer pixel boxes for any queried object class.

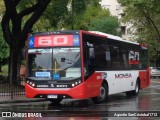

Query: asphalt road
[0,78,160,120]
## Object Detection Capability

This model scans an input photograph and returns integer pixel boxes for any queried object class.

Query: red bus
[25,30,150,104]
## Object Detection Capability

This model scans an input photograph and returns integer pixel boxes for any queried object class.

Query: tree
[1,0,51,85]
[89,16,120,35]
[118,0,160,66]
[66,0,104,30]
[0,25,9,72]
[1,0,104,85]
[42,0,102,30]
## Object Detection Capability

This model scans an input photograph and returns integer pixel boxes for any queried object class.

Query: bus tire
[49,98,62,105]
[126,80,140,97]
[92,83,108,104]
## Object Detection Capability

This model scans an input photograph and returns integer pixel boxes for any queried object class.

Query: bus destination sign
[28,35,80,48]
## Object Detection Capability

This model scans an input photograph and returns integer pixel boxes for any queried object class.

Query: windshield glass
[27,48,81,80]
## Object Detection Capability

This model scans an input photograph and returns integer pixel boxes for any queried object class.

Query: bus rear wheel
[92,83,108,104]
[126,81,140,97]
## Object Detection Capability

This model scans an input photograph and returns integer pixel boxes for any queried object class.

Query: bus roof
[29,30,140,46]
[88,31,139,45]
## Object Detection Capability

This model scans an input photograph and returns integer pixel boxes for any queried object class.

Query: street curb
[0,98,47,104]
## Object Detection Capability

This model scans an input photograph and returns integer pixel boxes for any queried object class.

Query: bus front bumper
[25,83,86,99]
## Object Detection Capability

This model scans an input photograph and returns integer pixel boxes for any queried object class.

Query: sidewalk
[0,96,47,104]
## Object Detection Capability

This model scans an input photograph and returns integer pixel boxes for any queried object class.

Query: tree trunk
[9,46,19,85]
[17,49,23,84]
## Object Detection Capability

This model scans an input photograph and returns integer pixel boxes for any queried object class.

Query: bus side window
[83,42,95,75]
[124,52,130,69]
[94,43,107,70]
[140,49,148,69]
[88,48,95,72]
[109,45,129,70]
[110,46,121,69]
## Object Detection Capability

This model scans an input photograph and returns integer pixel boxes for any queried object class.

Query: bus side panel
[139,68,150,89]
[84,72,103,98]
[106,71,139,95]
[146,67,151,87]
[139,71,147,89]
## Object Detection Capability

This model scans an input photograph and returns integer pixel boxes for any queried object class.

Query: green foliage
[118,0,160,63]
[0,64,8,76]
[38,0,104,31]
[22,0,113,32]
[89,16,120,35]
[42,0,69,29]
[0,25,9,61]
[0,0,5,14]
[64,2,111,30]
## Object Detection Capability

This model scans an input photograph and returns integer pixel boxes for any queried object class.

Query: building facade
[100,0,135,41]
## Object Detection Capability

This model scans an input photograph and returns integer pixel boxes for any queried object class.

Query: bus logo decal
[115,73,132,79]
[28,36,34,48]
[73,35,80,46]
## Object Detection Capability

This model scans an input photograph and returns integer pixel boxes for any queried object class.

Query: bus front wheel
[92,83,108,104]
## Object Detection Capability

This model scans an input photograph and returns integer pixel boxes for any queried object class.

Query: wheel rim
[135,83,139,93]
[99,86,106,100]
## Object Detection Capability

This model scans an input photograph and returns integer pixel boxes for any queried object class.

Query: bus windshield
[27,47,81,80]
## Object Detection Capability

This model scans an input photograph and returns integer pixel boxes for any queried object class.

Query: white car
[150,67,160,78]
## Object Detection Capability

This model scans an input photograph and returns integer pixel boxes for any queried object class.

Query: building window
[121,26,126,35]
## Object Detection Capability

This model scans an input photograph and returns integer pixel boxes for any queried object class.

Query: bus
[25,30,150,104]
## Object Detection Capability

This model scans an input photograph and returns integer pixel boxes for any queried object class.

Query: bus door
[83,41,103,97]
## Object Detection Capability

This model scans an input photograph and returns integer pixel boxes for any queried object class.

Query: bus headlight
[32,83,35,87]
[75,82,78,85]
[26,80,36,88]
[72,83,75,87]
[72,80,81,88]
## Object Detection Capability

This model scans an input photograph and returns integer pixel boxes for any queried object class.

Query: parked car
[150,67,160,78]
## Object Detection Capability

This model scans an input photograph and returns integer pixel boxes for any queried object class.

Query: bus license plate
[47,95,57,99]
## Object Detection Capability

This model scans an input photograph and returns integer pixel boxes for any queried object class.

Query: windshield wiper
[75,52,80,59]
[61,58,75,64]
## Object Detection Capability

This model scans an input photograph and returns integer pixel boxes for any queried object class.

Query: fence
[0,76,25,99]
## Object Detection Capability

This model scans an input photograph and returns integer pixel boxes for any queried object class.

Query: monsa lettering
[115,73,132,79]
